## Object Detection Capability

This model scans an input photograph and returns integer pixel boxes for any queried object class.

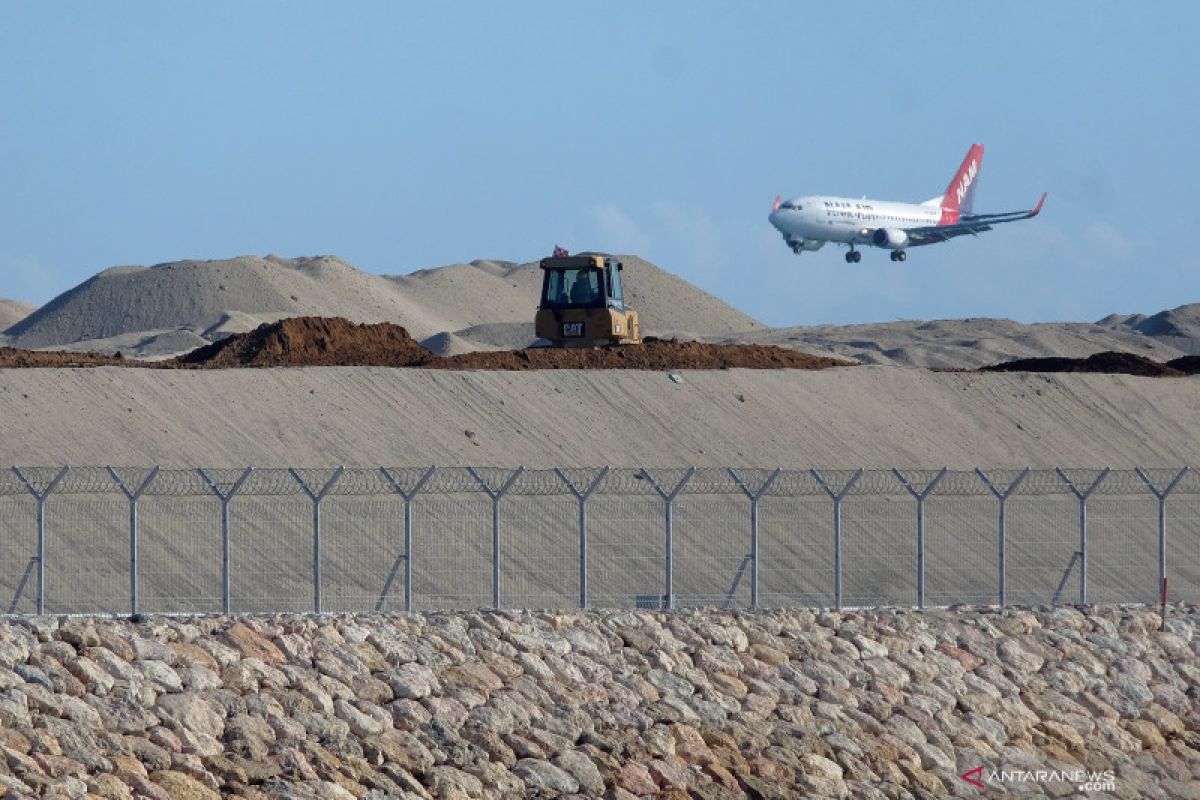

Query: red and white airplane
[768,144,1045,262]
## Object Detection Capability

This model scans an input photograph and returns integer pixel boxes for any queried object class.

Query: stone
[383,662,440,700]
[220,622,286,664]
[554,750,605,794]
[513,758,580,795]
[155,694,224,740]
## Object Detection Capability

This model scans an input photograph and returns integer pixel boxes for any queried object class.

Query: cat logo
[562,322,584,337]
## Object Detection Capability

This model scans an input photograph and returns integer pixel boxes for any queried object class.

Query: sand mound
[980,350,1184,377]
[738,314,1193,368]
[434,338,853,371]
[0,299,36,332]
[175,317,435,367]
[5,255,449,349]
[419,330,504,357]
[1132,303,1200,339]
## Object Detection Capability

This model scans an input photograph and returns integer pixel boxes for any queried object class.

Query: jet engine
[788,238,825,253]
[871,228,908,249]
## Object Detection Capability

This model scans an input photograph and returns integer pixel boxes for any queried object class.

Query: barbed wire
[0,465,1193,499]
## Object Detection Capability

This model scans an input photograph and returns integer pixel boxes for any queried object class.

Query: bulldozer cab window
[607,261,624,308]
[542,268,602,308]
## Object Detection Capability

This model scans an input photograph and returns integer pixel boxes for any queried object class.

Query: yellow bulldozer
[534,252,642,347]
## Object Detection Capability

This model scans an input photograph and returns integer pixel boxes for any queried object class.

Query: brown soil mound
[433,337,854,370]
[0,347,128,368]
[175,317,436,367]
[1165,355,1200,375]
[176,320,852,370]
[980,351,1184,377]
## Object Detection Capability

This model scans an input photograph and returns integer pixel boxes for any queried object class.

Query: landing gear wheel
[851,251,862,263]
[845,251,855,263]
[896,250,906,262]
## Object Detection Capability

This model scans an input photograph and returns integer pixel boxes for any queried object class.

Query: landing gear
[844,248,861,264]
[889,250,907,262]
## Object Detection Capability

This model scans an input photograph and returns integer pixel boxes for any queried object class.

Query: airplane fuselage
[768,195,942,251]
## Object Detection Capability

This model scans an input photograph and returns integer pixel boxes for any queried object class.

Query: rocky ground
[0,606,1196,799]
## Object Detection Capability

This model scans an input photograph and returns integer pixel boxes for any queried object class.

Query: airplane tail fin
[941,144,984,220]
[772,195,782,213]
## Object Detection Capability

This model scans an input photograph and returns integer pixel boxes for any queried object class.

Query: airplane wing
[902,193,1046,247]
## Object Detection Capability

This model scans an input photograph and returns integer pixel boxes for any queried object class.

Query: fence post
[107,467,161,616]
[1135,467,1189,595]
[554,467,610,609]
[11,466,69,615]
[893,468,948,610]
[1056,468,1109,605]
[289,467,344,614]
[468,467,525,609]
[729,468,781,609]
[641,468,695,610]
[379,466,437,612]
[197,468,253,614]
[976,467,1031,607]
[812,469,863,611]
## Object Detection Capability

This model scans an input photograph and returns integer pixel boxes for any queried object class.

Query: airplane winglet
[1028,192,1047,218]
[772,195,782,213]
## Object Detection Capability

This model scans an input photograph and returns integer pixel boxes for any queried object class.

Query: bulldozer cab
[538,255,626,312]
[535,253,640,346]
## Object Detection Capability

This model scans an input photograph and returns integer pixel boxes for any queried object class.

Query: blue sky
[2,2,1197,326]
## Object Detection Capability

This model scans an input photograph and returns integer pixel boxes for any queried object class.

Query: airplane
[767,144,1045,262]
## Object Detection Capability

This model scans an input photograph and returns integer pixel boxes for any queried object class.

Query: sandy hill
[0,298,36,332]
[2,254,765,357]
[725,303,1200,368]
[3,255,449,350]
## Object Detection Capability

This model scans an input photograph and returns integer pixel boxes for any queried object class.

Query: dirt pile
[434,337,854,370]
[980,351,1187,377]
[170,318,852,370]
[1166,355,1200,375]
[0,347,126,368]
[175,316,435,367]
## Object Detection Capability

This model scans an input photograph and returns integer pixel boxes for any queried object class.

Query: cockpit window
[780,201,800,211]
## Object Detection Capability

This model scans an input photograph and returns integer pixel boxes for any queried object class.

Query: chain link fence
[0,466,1196,615]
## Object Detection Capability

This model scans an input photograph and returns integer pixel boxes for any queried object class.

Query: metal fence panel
[1087,495,1159,605]
[758,496,833,608]
[498,494,578,609]
[139,496,223,614]
[46,494,127,614]
[0,496,36,615]
[842,496,917,607]
[926,495,999,606]
[587,494,665,609]
[1168,493,1200,601]
[412,494,493,609]
[229,496,312,613]
[321,496,408,613]
[1006,494,1079,606]
[673,494,750,609]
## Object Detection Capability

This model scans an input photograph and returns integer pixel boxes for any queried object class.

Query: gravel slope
[0,606,1194,799]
